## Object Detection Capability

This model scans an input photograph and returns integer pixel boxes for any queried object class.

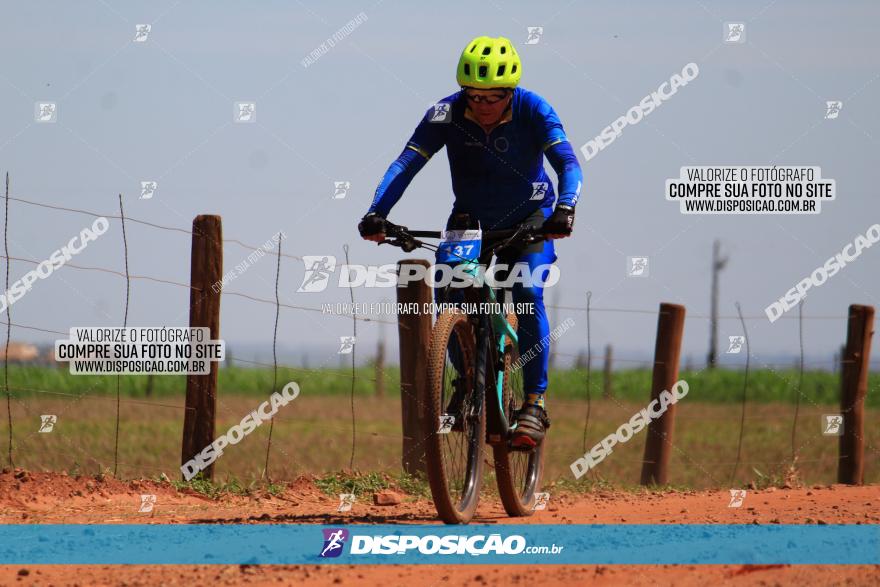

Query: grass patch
[542,475,691,495]
[750,463,802,490]
[266,481,286,496]
[314,470,432,499]
[392,471,432,500]
[167,474,284,499]
[314,471,390,497]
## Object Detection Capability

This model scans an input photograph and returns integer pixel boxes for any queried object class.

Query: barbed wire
[221,290,396,324]
[7,195,305,260]
[0,186,396,472]
[546,303,845,320]
[0,188,875,489]
[1,196,855,321]
[0,194,852,333]
[7,385,192,411]
[0,253,197,290]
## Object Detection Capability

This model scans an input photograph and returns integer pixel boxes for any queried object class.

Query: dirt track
[0,471,877,586]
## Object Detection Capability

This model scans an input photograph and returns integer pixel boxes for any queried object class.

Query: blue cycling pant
[434,239,556,397]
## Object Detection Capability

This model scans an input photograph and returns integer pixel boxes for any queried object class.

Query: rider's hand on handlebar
[542,204,575,239]
[358,212,386,242]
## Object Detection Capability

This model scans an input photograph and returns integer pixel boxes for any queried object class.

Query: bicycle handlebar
[380,220,546,254]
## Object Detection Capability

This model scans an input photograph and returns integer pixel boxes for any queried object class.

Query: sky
[0,0,878,369]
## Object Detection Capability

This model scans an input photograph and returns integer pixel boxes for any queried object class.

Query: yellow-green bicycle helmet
[456,36,521,89]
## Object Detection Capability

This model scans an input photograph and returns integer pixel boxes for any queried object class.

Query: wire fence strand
[1,187,875,488]
[730,302,751,484]
[582,291,592,453]
[4,174,13,467]
[113,194,130,476]
[792,299,805,462]
[262,232,284,481]
[344,244,357,471]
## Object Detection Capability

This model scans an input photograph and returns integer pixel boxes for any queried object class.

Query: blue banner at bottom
[0,524,876,565]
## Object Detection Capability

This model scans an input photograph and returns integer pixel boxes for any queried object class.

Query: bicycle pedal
[508,435,538,453]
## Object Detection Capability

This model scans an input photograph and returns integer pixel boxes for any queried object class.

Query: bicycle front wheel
[425,309,485,524]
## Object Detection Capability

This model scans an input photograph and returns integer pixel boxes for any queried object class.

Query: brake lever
[379,236,421,252]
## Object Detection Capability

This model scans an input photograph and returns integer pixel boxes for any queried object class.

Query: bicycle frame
[456,259,519,446]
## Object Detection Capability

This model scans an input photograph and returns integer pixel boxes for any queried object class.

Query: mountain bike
[381,218,548,524]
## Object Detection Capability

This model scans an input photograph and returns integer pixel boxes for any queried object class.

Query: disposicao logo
[320,528,349,558]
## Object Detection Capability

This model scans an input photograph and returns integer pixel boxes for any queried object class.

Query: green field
[2,366,877,489]
[5,364,878,406]
[5,395,877,490]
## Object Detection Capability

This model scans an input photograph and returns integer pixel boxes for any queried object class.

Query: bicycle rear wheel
[493,313,546,516]
[425,309,485,524]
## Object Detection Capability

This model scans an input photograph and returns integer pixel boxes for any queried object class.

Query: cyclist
[358,35,583,450]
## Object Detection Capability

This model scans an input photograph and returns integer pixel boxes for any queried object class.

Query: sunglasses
[463,90,510,104]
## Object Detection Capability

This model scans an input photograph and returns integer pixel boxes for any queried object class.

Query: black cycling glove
[358,212,386,237]
[542,204,575,236]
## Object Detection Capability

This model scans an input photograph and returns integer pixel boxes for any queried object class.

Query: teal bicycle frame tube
[460,260,519,418]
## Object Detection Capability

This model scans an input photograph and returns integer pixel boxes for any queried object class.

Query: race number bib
[436,229,482,263]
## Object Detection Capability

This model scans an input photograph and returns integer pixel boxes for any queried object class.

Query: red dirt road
[0,471,877,586]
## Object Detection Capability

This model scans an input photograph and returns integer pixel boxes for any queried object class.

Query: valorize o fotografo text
[54,327,224,375]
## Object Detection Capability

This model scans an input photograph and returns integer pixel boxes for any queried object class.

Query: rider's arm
[367,146,430,217]
[533,96,583,208]
[367,107,448,217]
[545,140,583,208]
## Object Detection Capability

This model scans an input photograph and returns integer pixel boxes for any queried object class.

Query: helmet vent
[464,64,470,76]
[497,65,505,76]
[511,64,517,74]
[478,65,488,78]
[500,46,507,54]
[482,46,491,55]
[470,44,477,53]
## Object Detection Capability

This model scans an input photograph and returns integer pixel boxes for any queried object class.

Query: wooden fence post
[838,304,874,485]
[640,303,686,486]
[603,344,613,399]
[181,215,222,480]
[397,259,430,475]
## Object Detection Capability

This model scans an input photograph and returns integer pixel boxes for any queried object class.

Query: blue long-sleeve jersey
[367,87,583,229]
